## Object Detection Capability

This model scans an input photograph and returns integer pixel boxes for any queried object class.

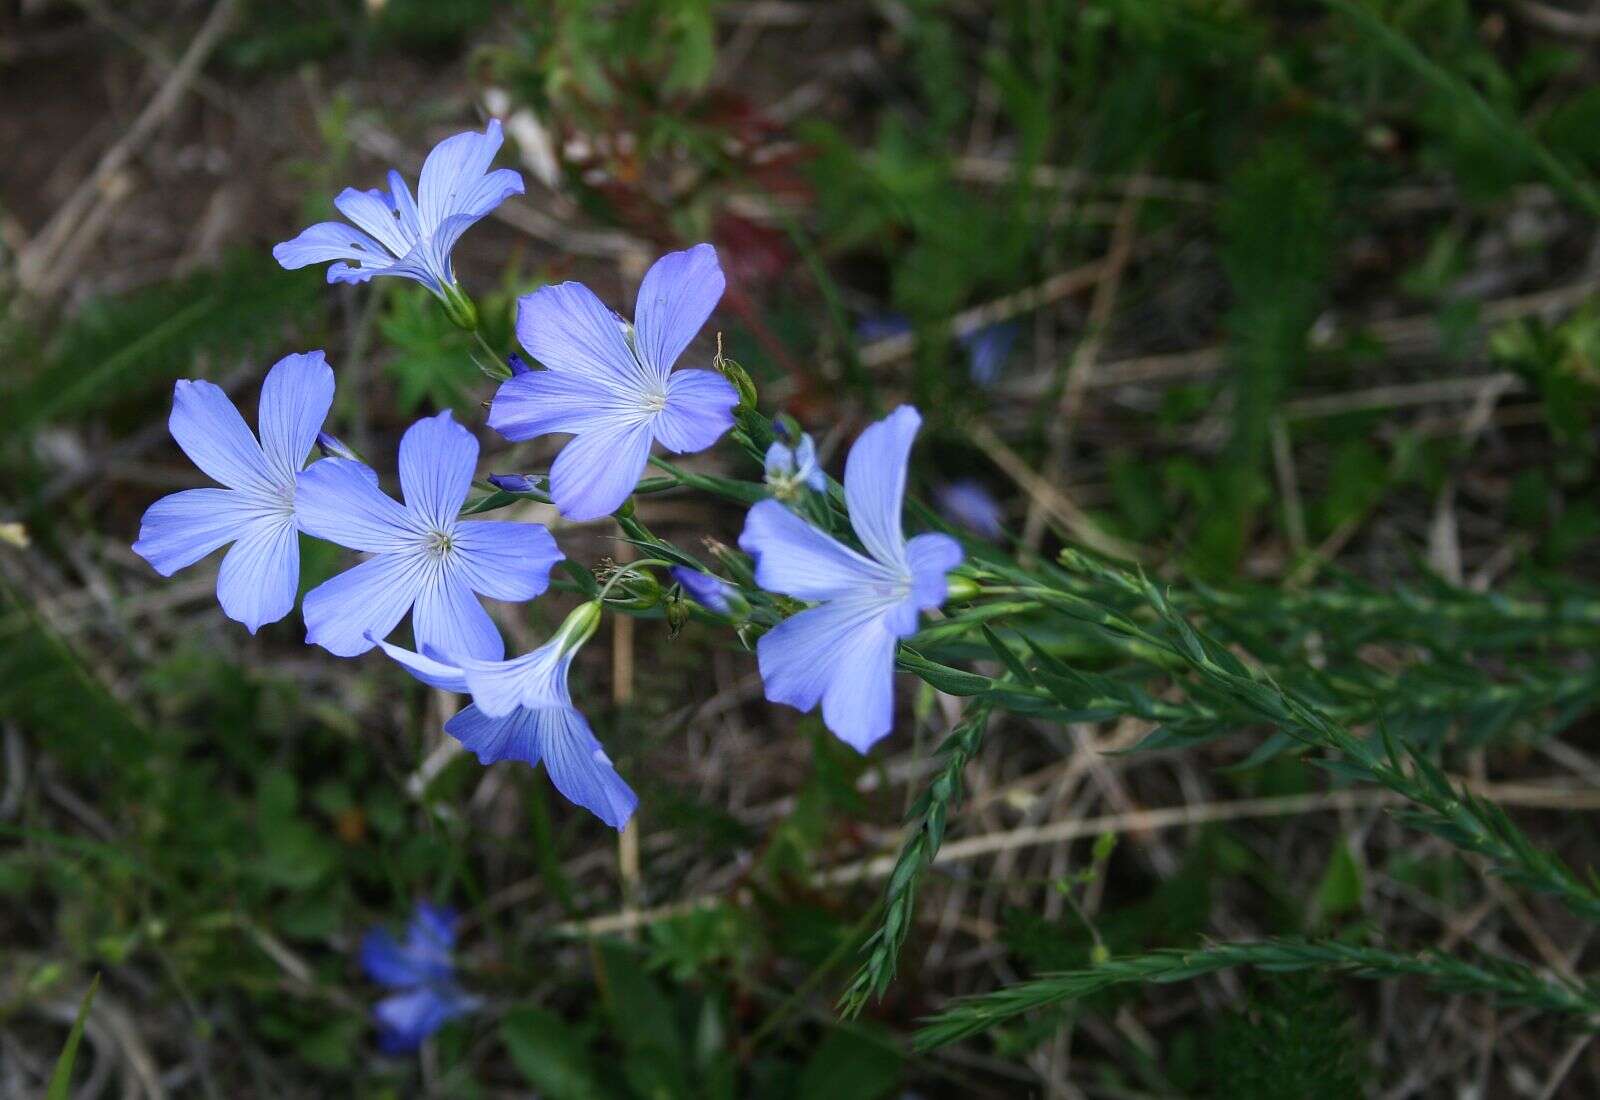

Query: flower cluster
[133,119,973,1050]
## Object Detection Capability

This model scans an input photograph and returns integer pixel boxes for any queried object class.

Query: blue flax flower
[960,320,1017,387]
[360,901,481,1054]
[273,120,522,299]
[295,410,562,660]
[763,432,826,499]
[132,351,334,633]
[937,479,1005,539]
[487,244,739,521]
[738,407,962,751]
[670,566,739,615]
[373,602,638,829]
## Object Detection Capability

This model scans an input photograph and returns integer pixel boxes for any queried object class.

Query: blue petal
[856,313,912,342]
[514,281,648,392]
[333,187,413,258]
[257,351,335,485]
[387,170,424,240]
[936,480,1004,539]
[458,640,568,718]
[451,520,562,602]
[536,705,639,829]
[132,487,258,576]
[755,597,900,751]
[737,499,888,602]
[412,572,503,662]
[445,704,543,766]
[652,369,737,453]
[303,552,426,657]
[960,321,1016,387]
[374,986,476,1053]
[670,566,732,614]
[272,221,392,274]
[373,637,469,692]
[417,120,506,232]
[216,517,300,633]
[547,419,655,521]
[425,169,524,263]
[632,243,725,381]
[844,405,921,572]
[168,378,275,496]
[405,902,458,960]
[360,927,431,988]
[906,532,963,610]
[398,411,477,532]
[295,458,420,552]
[487,367,636,441]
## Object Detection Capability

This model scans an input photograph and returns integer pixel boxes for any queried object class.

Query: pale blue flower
[132,351,334,633]
[372,602,637,829]
[273,120,522,298]
[936,479,1005,539]
[487,244,738,520]
[960,321,1017,387]
[360,901,480,1054]
[763,433,826,498]
[738,407,962,751]
[295,410,562,660]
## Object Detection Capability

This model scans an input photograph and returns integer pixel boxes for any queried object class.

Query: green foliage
[1208,974,1367,1099]
[45,975,99,1100]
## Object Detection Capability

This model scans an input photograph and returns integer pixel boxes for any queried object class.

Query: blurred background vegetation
[5,0,1600,1095]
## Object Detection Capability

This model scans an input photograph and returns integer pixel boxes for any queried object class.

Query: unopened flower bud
[487,473,537,494]
[316,432,361,463]
[945,574,981,603]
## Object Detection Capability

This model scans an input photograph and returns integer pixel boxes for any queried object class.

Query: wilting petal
[844,405,921,572]
[652,369,737,453]
[450,520,562,602]
[296,458,419,552]
[546,419,655,521]
[398,411,477,531]
[257,351,335,484]
[373,637,469,693]
[417,119,505,231]
[304,552,426,657]
[738,499,888,602]
[755,597,899,752]
[333,187,411,258]
[537,706,638,829]
[487,367,640,441]
[168,379,274,495]
[216,517,300,633]
[412,570,502,662]
[514,281,645,392]
[445,704,542,766]
[632,243,725,381]
[132,487,261,576]
[272,221,391,274]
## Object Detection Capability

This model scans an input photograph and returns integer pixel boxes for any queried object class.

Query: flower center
[641,390,668,414]
[425,529,457,559]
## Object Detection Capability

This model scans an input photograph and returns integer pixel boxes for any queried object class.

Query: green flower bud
[945,574,981,603]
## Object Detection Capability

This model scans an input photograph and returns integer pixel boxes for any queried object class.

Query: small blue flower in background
[670,566,739,615]
[132,351,334,633]
[273,119,523,299]
[936,479,1005,539]
[373,602,638,829]
[739,407,963,751]
[763,433,826,499]
[360,901,481,1054]
[295,410,563,660]
[960,321,1017,387]
[488,243,739,521]
[857,313,1016,387]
